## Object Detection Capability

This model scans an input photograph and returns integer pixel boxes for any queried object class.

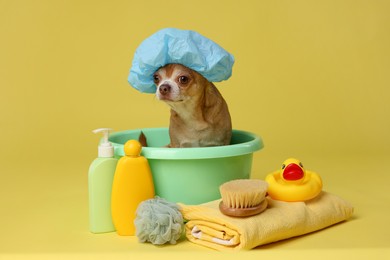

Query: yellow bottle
[111,140,155,236]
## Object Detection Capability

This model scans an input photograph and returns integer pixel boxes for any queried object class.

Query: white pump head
[92,128,114,158]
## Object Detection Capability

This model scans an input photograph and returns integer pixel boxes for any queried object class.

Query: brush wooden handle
[219,199,268,217]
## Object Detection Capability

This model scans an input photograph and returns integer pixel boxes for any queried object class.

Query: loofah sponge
[134,197,184,245]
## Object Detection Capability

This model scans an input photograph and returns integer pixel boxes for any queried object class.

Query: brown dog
[153,63,232,148]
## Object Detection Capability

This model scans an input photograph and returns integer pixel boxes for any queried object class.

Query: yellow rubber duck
[265,158,323,202]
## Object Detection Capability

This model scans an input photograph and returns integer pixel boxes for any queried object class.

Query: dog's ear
[138,131,147,147]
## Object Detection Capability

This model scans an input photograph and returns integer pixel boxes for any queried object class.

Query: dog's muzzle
[159,83,171,96]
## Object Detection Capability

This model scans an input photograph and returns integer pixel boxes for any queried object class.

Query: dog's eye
[153,74,160,84]
[178,76,189,84]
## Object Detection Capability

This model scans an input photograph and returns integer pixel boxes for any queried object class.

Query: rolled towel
[179,191,353,251]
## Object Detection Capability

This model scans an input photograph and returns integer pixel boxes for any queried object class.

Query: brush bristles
[220,179,268,209]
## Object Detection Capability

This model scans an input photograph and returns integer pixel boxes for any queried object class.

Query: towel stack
[179,192,353,251]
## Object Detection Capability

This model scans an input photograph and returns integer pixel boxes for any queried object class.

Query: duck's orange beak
[283,163,304,181]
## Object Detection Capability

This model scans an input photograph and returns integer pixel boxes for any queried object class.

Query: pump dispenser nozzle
[93,128,114,158]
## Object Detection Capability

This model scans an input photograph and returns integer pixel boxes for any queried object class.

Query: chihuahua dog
[152,63,232,148]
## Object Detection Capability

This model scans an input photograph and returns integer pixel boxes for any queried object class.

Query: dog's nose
[159,84,171,95]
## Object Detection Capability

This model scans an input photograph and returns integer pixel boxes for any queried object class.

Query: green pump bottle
[88,128,118,233]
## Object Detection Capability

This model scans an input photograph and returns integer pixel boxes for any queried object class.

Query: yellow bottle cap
[124,140,142,157]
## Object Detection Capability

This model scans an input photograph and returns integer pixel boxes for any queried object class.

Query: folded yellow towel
[179,192,353,251]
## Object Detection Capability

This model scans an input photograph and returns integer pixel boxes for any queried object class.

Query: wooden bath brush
[219,179,268,217]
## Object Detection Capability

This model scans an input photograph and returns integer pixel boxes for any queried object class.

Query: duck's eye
[299,162,304,168]
[281,164,286,169]
[179,75,189,84]
[153,74,160,84]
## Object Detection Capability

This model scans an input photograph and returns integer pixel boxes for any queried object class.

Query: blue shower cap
[128,28,235,93]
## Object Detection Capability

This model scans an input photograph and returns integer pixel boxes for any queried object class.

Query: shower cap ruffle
[128,28,235,93]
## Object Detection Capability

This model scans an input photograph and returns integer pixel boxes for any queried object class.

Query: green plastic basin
[109,128,263,205]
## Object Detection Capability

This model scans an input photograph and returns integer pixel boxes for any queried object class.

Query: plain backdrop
[0,0,389,258]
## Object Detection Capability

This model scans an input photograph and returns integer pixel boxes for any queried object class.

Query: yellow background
[1,0,389,258]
